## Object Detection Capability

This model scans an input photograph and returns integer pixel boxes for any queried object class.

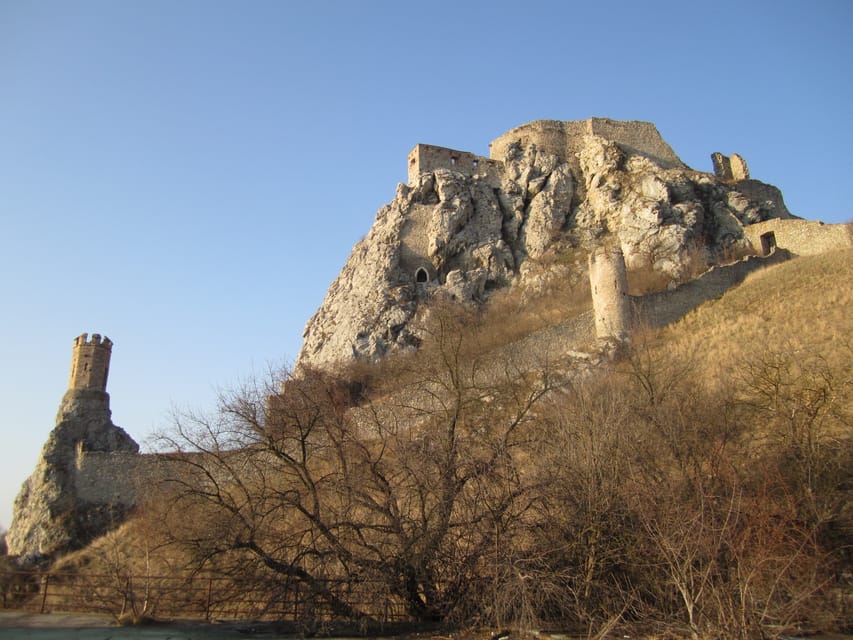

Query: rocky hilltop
[297,118,793,370]
[6,335,139,563]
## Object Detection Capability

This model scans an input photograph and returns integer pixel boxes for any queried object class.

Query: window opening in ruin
[415,267,429,283]
[760,231,777,256]
[472,159,479,168]
[450,156,457,166]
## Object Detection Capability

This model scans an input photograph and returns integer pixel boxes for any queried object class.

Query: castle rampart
[68,333,112,392]
[634,251,791,328]
[407,119,686,187]
[74,451,142,506]
[489,118,685,171]
[742,218,852,256]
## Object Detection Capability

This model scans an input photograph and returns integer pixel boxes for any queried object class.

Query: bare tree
[152,303,560,624]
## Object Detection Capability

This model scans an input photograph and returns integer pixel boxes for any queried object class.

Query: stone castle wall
[489,118,685,170]
[73,450,191,509]
[634,251,792,328]
[407,119,686,187]
[712,152,750,181]
[741,218,852,256]
[74,451,142,505]
[407,144,501,186]
[730,153,750,180]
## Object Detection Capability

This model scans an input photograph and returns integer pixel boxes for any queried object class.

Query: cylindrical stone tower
[68,333,112,392]
[589,246,631,343]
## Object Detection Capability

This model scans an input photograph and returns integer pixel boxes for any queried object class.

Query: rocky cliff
[6,388,138,563]
[297,118,792,370]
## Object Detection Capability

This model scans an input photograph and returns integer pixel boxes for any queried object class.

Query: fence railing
[0,570,411,623]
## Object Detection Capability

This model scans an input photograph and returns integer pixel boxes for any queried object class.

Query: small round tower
[589,246,631,343]
[68,333,112,392]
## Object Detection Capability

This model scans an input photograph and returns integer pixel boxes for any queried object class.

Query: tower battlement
[68,332,113,392]
[73,333,113,348]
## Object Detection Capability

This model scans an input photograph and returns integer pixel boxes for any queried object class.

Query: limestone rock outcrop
[297,118,794,370]
[7,336,139,563]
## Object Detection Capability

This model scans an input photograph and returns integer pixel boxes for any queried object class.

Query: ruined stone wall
[489,120,589,170]
[586,118,685,169]
[712,152,751,181]
[634,251,791,328]
[730,153,750,180]
[742,219,852,256]
[711,152,733,181]
[73,448,265,514]
[74,451,142,505]
[589,246,631,342]
[73,451,188,508]
[489,118,684,171]
[407,144,501,186]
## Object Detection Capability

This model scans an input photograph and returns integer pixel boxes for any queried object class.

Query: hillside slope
[658,247,853,376]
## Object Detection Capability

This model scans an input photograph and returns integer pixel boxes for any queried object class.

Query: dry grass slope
[657,247,853,377]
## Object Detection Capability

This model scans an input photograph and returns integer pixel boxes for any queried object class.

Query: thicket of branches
[87,304,851,638]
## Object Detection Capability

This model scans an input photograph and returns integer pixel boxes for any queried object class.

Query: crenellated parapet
[68,332,113,392]
[73,333,113,348]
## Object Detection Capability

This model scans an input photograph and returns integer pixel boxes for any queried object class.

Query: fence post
[39,574,50,614]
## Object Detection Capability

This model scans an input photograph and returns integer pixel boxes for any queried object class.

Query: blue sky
[1,0,851,529]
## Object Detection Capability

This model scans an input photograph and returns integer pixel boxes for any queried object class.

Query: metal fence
[0,570,411,623]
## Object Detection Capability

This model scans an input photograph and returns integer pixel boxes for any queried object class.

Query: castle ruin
[68,333,112,392]
[7,333,139,561]
[406,117,686,186]
[711,151,750,181]
[10,118,853,563]
[407,144,501,187]
[589,246,631,344]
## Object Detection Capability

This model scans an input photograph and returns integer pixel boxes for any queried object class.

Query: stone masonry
[589,246,631,343]
[298,117,822,369]
[407,118,686,188]
[712,151,750,181]
[6,334,139,562]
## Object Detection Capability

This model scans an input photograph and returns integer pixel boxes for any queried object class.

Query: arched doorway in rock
[415,267,429,283]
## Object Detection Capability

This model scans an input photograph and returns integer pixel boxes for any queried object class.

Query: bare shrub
[153,301,561,625]
[613,338,850,638]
